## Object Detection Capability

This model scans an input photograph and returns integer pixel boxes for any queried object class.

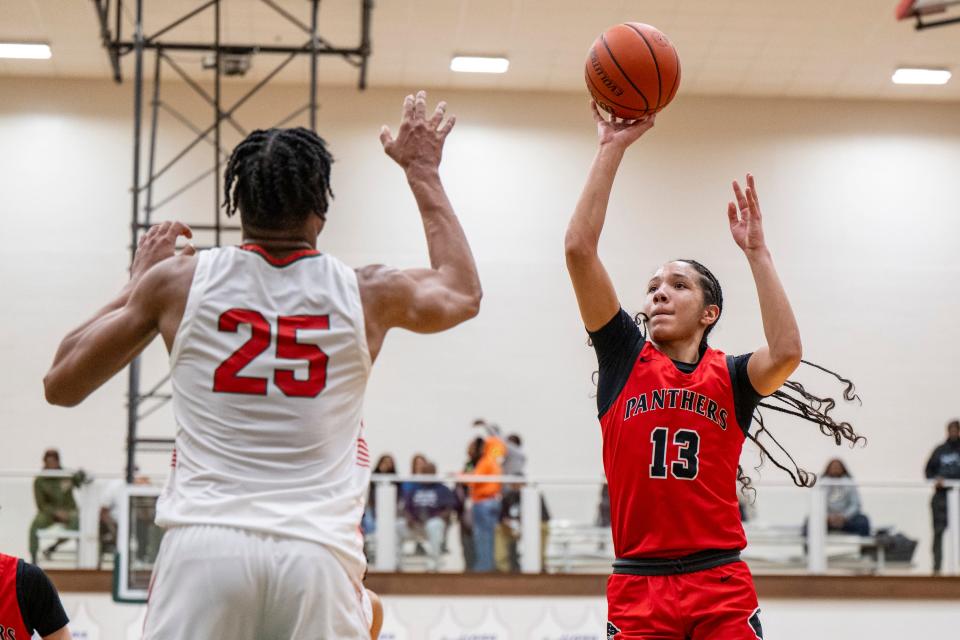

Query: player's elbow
[462,286,482,321]
[563,229,598,262]
[43,371,83,407]
[774,341,803,373]
[449,292,481,326]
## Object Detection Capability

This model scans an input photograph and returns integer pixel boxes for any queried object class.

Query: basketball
[584,22,681,120]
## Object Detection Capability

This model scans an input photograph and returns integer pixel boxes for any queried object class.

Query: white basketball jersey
[157,244,372,581]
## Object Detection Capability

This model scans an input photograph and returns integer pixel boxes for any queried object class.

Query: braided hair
[594,259,864,498]
[223,127,334,230]
[678,258,723,353]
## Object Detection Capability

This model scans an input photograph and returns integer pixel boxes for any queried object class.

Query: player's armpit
[564,246,620,333]
[43,262,172,407]
[745,345,802,397]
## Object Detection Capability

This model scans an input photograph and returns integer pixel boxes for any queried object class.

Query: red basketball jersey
[600,342,748,558]
[0,554,29,640]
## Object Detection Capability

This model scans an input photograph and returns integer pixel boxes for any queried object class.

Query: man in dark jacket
[924,420,960,573]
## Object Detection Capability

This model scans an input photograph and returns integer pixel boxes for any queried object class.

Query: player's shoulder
[143,252,199,286]
[356,263,401,284]
[16,557,53,594]
[355,264,415,302]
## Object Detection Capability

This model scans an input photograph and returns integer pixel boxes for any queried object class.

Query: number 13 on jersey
[649,427,700,480]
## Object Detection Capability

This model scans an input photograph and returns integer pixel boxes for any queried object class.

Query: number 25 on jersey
[213,309,330,398]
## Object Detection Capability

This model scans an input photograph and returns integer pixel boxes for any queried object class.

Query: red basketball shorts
[606,561,763,639]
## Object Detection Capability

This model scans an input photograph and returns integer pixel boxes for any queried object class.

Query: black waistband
[613,549,741,576]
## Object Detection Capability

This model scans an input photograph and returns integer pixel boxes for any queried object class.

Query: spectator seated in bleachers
[823,458,871,536]
[29,449,81,564]
[396,462,456,572]
[802,458,870,540]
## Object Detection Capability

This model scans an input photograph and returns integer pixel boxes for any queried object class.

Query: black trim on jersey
[589,308,645,418]
[613,548,741,576]
[726,354,764,436]
[590,308,762,426]
[16,559,69,636]
[748,608,764,639]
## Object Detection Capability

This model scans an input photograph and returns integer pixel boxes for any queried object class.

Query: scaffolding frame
[91,0,374,481]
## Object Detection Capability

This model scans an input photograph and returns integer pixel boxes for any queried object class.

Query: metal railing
[369,474,960,576]
[1,471,957,575]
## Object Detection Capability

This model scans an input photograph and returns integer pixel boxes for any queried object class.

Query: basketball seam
[624,23,663,111]
[585,69,647,114]
[599,35,650,112]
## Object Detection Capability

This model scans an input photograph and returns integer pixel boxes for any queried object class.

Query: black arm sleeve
[17,560,69,637]
[587,308,644,418]
[726,353,764,437]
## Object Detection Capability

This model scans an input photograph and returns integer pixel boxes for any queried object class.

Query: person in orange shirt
[469,429,506,571]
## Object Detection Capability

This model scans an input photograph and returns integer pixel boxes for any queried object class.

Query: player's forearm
[565,144,624,255]
[44,308,157,406]
[406,167,482,303]
[746,248,802,365]
[53,281,137,366]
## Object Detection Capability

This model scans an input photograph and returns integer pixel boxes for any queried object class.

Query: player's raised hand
[130,221,196,281]
[592,101,655,150]
[380,90,456,174]
[727,173,767,254]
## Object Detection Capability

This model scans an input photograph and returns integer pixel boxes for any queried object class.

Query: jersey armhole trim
[347,267,373,374]
[726,354,752,438]
[15,558,32,634]
[597,338,646,420]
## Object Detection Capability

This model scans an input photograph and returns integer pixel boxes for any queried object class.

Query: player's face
[949,424,960,441]
[643,262,716,345]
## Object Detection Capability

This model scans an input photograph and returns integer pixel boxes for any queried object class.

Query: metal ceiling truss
[90,0,374,481]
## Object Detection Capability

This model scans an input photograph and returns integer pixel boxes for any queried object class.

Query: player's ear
[700,304,720,327]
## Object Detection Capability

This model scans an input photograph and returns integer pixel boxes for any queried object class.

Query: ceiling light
[450,56,509,74]
[892,67,951,85]
[0,43,52,60]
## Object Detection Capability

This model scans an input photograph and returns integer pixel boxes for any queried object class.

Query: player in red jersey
[565,103,858,640]
[0,553,71,639]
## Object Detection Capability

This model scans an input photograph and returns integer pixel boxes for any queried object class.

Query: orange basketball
[584,23,681,120]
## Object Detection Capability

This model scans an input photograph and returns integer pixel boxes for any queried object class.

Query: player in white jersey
[43,90,481,639]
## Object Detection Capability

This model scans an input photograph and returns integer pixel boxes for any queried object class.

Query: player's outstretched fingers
[401,94,415,123]
[379,125,394,149]
[727,201,739,228]
[429,101,447,129]
[732,180,748,212]
[590,100,605,123]
[413,90,427,120]
[439,114,456,139]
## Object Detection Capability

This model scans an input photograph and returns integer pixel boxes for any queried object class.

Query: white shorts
[142,525,371,640]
